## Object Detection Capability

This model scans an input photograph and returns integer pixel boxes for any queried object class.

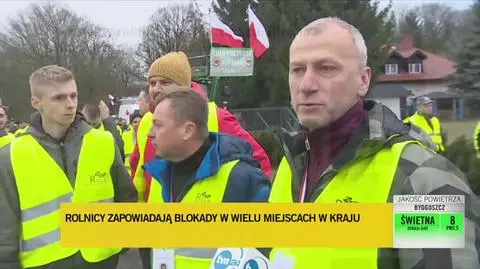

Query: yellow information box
[60,203,393,248]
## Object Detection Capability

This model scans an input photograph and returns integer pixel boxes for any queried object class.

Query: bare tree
[137,2,210,67]
[397,3,473,59]
[0,1,144,119]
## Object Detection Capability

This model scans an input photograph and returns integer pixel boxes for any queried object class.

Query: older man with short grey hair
[268,17,479,269]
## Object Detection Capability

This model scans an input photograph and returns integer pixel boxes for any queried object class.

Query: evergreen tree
[449,1,480,92]
[212,0,395,108]
[398,10,424,48]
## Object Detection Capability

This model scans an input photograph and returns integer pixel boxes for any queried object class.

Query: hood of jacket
[143,132,259,183]
[191,82,208,99]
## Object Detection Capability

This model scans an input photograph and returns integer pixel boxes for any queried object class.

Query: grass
[443,119,478,145]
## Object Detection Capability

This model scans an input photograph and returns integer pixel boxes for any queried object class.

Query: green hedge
[252,130,480,194]
[251,129,283,169]
[444,136,480,195]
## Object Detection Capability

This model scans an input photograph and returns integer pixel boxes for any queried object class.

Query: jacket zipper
[302,138,310,202]
[59,141,68,179]
[176,178,197,202]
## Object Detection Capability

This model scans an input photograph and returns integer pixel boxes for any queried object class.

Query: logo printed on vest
[336,196,358,203]
[195,191,212,203]
[213,249,242,269]
[90,171,108,184]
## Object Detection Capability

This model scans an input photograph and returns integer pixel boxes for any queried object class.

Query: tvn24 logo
[243,257,270,269]
[213,249,269,269]
[213,249,243,269]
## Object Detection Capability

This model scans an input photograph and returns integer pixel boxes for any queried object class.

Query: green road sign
[210,47,254,77]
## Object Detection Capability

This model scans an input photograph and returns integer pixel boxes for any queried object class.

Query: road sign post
[209,47,254,103]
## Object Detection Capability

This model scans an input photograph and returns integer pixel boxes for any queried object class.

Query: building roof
[366,84,412,98]
[425,91,458,99]
[377,34,456,82]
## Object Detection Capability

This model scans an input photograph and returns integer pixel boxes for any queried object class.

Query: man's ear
[182,122,196,141]
[358,66,371,97]
[31,96,40,111]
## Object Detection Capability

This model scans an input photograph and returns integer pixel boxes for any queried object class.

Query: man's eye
[290,67,303,73]
[320,66,336,72]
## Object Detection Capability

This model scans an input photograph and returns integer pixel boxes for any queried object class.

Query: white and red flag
[210,13,244,48]
[247,4,269,58]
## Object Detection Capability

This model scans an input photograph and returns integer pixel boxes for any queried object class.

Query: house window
[385,64,398,75]
[408,63,422,73]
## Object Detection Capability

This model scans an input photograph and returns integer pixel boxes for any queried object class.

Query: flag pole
[208,7,221,104]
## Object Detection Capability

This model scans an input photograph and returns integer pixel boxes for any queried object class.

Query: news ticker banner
[60,195,464,248]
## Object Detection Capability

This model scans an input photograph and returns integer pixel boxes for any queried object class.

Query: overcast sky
[0,0,474,47]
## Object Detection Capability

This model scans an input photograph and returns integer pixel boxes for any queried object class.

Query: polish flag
[247,4,269,58]
[210,13,244,48]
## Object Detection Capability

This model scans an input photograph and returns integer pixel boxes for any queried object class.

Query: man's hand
[98,100,110,120]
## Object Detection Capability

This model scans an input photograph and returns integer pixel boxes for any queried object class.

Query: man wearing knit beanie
[129,51,272,269]
[131,51,271,195]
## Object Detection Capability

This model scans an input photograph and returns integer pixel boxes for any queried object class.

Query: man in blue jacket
[143,87,271,269]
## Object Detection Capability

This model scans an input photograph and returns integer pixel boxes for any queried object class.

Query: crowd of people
[0,16,478,269]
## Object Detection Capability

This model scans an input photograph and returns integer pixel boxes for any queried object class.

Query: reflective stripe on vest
[405,113,444,152]
[122,126,135,173]
[133,111,153,202]
[268,140,418,269]
[11,130,121,268]
[0,133,14,148]
[149,160,239,268]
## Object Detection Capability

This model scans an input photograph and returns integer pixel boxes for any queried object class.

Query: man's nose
[66,97,76,109]
[152,82,163,92]
[298,68,318,93]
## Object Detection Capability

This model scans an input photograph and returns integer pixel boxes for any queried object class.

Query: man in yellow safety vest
[0,106,14,148]
[403,96,446,153]
[0,65,138,269]
[122,110,142,174]
[474,121,480,158]
[143,87,271,269]
[268,17,479,269]
[131,52,271,207]
[82,102,125,161]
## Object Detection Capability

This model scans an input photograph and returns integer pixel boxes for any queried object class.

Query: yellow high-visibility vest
[133,102,219,202]
[268,140,419,268]
[403,113,444,152]
[0,132,14,148]
[474,122,480,158]
[132,111,153,202]
[121,126,135,174]
[15,126,29,136]
[97,123,105,131]
[116,125,123,135]
[207,102,219,132]
[148,160,239,269]
[11,129,122,268]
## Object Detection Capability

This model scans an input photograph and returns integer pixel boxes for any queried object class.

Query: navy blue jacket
[143,132,271,202]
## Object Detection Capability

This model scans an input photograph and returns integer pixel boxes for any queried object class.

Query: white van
[118,96,139,122]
